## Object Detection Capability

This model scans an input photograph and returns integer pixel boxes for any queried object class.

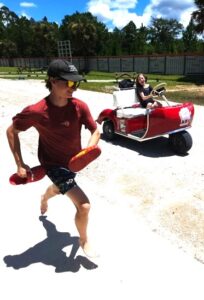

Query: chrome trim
[115,126,191,142]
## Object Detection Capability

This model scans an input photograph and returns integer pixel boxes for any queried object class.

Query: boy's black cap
[47,59,83,81]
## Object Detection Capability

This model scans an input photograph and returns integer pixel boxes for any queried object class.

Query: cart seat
[116,107,147,118]
[113,88,147,118]
[113,88,139,108]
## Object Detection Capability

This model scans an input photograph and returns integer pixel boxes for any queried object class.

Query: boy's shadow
[3,216,98,273]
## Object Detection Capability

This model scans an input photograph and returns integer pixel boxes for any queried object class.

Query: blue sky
[0,0,196,30]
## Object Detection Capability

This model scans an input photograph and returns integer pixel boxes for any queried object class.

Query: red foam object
[9,165,46,185]
[68,145,101,172]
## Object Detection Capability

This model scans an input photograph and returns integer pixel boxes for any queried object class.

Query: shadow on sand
[101,134,188,158]
[3,216,98,273]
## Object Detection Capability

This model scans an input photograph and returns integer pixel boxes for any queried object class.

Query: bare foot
[40,195,48,215]
[80,239,99,258]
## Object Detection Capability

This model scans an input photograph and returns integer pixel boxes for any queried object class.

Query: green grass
[0,67,19,73]
[167,90,204,106]
[84,71,204,84]
[0,68,203,105]
[81,72,204,105]
[82,70,114,80]
[79,81,204,106]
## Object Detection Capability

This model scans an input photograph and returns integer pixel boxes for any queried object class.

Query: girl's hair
[136,73,148,87]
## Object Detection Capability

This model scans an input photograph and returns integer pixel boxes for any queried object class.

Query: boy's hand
[17,164,30,178]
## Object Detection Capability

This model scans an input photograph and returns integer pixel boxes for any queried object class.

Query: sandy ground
[1,78,204,300]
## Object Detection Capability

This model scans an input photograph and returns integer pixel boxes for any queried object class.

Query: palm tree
[191,0,204,34]
[68,17,97,56]
[149,18,183,53]
[31,19,59,57]
[182,19,198,52]
[60,12,109,57]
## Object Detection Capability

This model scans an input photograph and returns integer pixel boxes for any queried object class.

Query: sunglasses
[67,80,80,88]
[57,78,80,88]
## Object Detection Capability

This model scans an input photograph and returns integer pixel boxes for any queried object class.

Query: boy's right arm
[6,124,29,177]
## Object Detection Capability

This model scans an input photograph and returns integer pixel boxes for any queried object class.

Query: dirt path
[168,84,204,94]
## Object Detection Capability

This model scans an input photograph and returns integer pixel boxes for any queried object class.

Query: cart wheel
[102,121,115,140]
[169,131,193,154]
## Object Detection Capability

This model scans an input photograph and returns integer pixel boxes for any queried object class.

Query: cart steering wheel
[152,82,170,106]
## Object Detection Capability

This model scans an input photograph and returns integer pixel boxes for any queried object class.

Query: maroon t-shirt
[12,97,97,168]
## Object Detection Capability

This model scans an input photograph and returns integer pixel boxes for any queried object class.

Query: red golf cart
[96,82,194,155]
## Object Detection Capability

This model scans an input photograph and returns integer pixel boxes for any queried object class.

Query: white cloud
[20,2,37,8]
[0,2,4,7]
[87,0,196,30]
[87,0,143,29]
[20,11,31,19]
[179,7,196,28]
[88,2,112,21]
[145,0,196,24]
[109,0,138,9]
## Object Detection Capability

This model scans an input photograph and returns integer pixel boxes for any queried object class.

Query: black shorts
[140,99,154,108]
[46,167,77,194]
